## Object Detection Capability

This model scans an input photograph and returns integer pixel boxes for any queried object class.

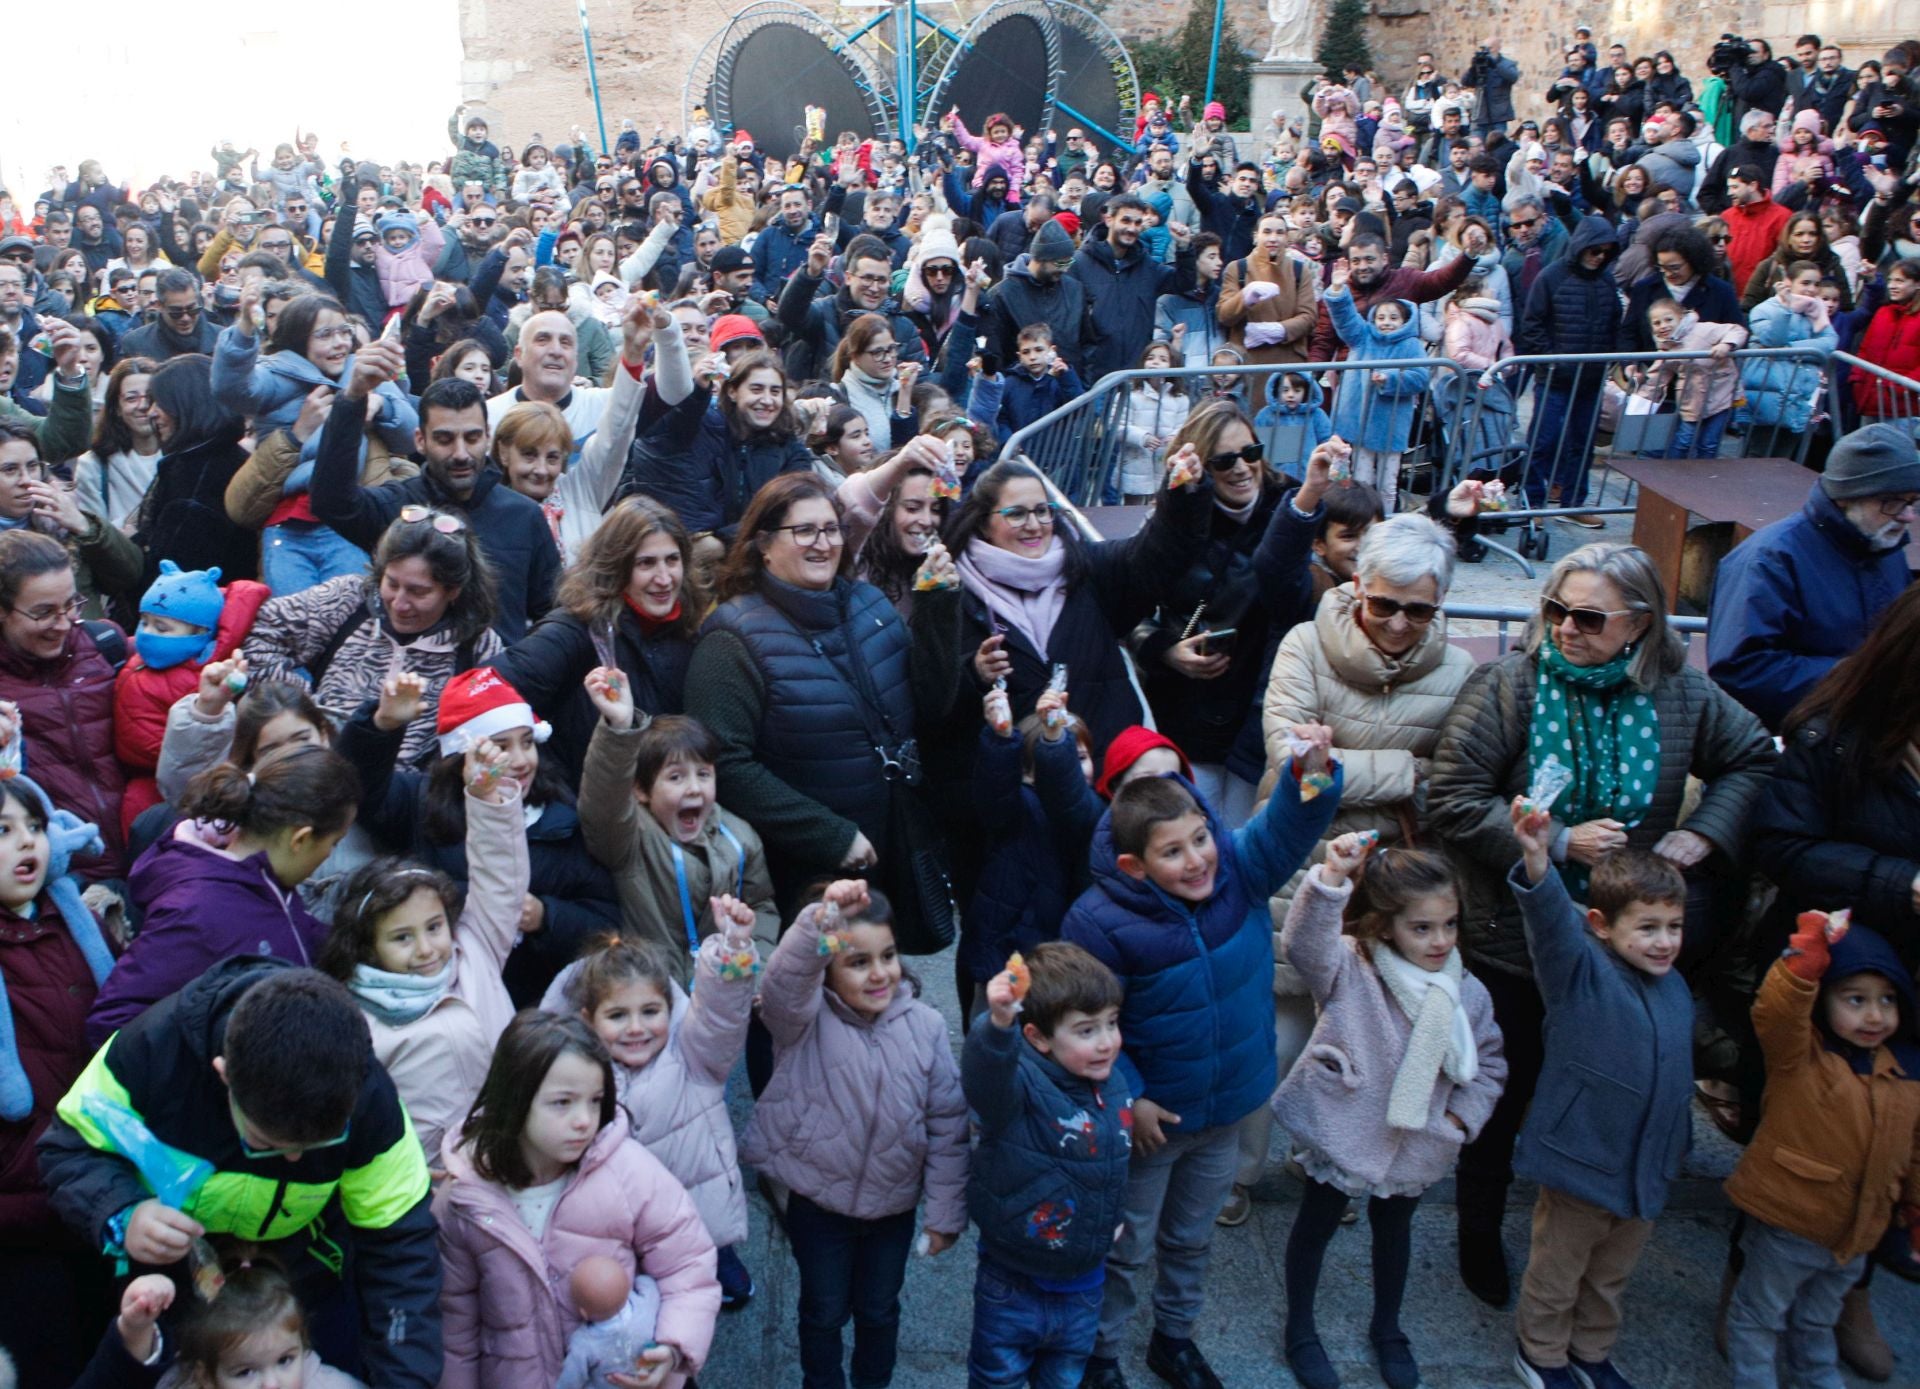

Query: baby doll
[556,1254,666,1389]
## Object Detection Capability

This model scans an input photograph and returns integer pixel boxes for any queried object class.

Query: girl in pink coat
[1273,838,1506,1389]
[742,879,969,1389]
[541,903,763,1310]
[945,108,1026,202]
[435,1012,722,1389]
[318,736,530,1170]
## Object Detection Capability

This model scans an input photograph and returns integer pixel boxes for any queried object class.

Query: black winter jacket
[336,709,620,1006]
[628,391,814,540]
[1070,237,1180,383]
[776,269,929,385]
[1517,215,1623,382]
[985,258,1090,373]
[488,605,693,784]
[133,435,259,587]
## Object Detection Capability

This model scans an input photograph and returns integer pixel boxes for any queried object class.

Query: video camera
[1466,48,1497,85]
[1708,34,1754,75]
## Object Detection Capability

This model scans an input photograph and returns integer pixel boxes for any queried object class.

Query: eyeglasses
[995,502,1060,527]
[1509,215,1542,230]
[1362,593,1439,625]
[1875,494,1920,518]
[0,459,49,483]
[257,239,294,253]
[773,521,844,546]
[850,272,891,288]
[468,215,496,226]
[399,504,467,534]
[1542,597,1636,634]
[231,1095,352,1161]
[9,593,82,624]
[1207,441,1264,471]
[862,342,899,358]
[311,325,355,344]
[161,303,201,320]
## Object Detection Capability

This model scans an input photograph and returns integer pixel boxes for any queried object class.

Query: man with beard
[311,344,558,641]
[1708,424,1919,730]
[984,219,1088,371]
[707,245,768,326]
[1306,231,1477,362]
[776,232,928,383]
[751,185,820,306]
[1070,194,1180,381]
[117,269,219,362]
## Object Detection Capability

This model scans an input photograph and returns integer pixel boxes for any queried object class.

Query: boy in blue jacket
[997,324,1086,439]
[1253,371,1335,478]
[964,941,1132,1389]
[1507,797,1692,1389]
[1065,726,1340,1389]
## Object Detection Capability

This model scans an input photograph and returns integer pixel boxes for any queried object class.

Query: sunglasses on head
[399,504,467,534]
[1206,442,1263,471]
[1542,597,1634,634]
[1362,592,1438,625]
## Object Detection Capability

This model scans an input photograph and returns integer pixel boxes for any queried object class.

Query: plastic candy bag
[1524,755,1574,816]
[1287,733,1334,801]
[81,1095,225,1298]
[1043,664,1069,731]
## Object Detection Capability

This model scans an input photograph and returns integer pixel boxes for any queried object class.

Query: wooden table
[1608,456,1821,612]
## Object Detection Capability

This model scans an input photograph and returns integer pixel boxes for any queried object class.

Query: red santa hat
[436,668,551,758]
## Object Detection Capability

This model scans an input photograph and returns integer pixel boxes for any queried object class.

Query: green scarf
[1531,636,1661,886]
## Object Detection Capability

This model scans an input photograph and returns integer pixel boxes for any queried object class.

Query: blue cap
[139,560,224,631]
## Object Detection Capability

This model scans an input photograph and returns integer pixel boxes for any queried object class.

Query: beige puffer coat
[1256,584,1476,991]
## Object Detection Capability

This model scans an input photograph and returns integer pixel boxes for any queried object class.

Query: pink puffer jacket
[434,1121,720,1389]
[540,932,758,1246]
[739,902,969,1232]
[1271,867,1508,1193]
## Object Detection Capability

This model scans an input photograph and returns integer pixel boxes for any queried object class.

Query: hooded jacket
[41,957,440,1388]
[111,578,270,836]
[1636,134,1701,194]
[435,1118,720,1389]
[1516,215,1623,381]
[1272,868,1506,1192]
[208,327,417,466]
[1062,768,1340,1129]
[1323,288,1430,453]
[540,933,759,1246]
[986,256,1091,374]
[1740,296,1838,432]
[749,211,821,306]
[738,901,969,1229]
[963,1008,1134,1281]
[1723,932,1919,1260]
[88,828,328,1047]
[1707,486,1912,732]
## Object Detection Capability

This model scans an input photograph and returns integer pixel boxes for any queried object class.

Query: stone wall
[456,0,1918,151]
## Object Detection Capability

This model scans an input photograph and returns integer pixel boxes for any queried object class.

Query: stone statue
[1267,0,1317,61]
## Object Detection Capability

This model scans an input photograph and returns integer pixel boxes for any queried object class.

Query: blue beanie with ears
[136,561,223,670]
[0,772,112,1121]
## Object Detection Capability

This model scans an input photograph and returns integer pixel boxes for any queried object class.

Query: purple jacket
[1271,867,1507,1192]
[86,827,325,1046]
[739,902,969,1231]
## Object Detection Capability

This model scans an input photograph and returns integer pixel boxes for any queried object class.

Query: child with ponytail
[1274,838,1506,1389]
[88,747,360,1046]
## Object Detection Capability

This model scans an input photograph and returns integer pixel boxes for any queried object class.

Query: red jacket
[0,902,104,1244]
[1853,296,1920,417]
[1723,195,1791,295]
[0,625,124,880]
[111,580,270,837]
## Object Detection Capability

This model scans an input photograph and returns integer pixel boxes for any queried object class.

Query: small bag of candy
[1522,755,1574,817]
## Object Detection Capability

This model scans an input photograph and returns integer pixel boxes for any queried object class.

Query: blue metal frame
[578,0,609,154]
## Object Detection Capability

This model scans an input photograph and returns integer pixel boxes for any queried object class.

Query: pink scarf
[956,536,1069,657]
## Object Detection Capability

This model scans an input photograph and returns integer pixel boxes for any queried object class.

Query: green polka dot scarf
[1530,634,1660,891]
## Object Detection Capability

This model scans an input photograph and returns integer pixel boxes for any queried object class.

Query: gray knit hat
[1819,423,1920,500]
[1028,218,1077,263]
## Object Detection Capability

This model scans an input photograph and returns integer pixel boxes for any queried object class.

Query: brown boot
[1836,1285,1893,1381]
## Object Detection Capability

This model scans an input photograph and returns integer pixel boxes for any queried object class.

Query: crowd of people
[0,18,1916,1389]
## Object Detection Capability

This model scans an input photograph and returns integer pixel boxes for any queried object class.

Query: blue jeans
[786,1193,916,1389]
[968,1260,1103,1389]
[1664,409,1732,459]
[262,522,368,596]
[1524,378,1603,509]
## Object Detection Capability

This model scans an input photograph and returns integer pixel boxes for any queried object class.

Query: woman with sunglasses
[242,509,505,765]
[1426,541,1776,1307]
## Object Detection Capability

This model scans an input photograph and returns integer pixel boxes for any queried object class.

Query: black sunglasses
[1542,598,1635,634]
[1362,593,1438,625]
[1206,442,1263,471]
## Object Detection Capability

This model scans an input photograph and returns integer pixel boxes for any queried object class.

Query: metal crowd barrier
[1828,350,1920,438]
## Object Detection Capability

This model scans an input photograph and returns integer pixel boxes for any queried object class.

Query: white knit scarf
[1371,943,1477,1130]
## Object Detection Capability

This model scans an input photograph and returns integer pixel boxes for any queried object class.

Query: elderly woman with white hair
[1426,540,1776,1307]
[1218,512,1480,1225]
